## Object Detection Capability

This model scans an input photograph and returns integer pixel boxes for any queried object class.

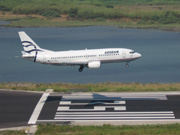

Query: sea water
[0,26,180,83]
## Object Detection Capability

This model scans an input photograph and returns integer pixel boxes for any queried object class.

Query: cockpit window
[130,50,136,54]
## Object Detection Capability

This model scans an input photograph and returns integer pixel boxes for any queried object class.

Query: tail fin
[18,31,44,54]
[18,31,44,62]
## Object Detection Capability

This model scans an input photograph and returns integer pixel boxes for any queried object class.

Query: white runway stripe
[58,106,70,110]
[114,101,126,104]
[57,106,126,111]
[38,119,180,123]
[28,93,49,124]
[55,114,174,117]
[59,101,71,105]
[54,116,175,120]
[59,101,126,105]
[56,111,174,114]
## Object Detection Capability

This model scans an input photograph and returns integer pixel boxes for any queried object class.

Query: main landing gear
[78,65,84,72]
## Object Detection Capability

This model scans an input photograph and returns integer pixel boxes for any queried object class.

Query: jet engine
[88,61,101,68]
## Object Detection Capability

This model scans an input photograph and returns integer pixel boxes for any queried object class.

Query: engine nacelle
[88,61,101,68]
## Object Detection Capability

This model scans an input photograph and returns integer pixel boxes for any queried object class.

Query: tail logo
[22,41,43,62]
[22,41,43,53]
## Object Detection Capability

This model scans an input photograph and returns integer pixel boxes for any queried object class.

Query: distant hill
[0,0,180,28]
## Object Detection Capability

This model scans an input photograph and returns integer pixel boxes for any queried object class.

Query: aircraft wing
[64,60,88,66]
[49,60,88,66]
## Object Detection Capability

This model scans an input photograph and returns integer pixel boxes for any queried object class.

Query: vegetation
[36,124,180,135]
[0,82,180,92]
[0,130,26,135]
[0,0,180,29]
[1,124,180,135]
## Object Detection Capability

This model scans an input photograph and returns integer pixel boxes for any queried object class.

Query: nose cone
[136,52,142,58]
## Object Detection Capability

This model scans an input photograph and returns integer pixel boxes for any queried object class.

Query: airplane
[18,31,141,72]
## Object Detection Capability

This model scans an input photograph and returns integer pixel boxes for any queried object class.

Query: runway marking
[55,114,174,117]
[54,111,175,121]
[28,93,49,124]
[57,106,126,111]
[55,97,175,121]
[114,101,126,104]
[114,106,126,111]
[35,94,180,124]
[59,101,71,105]
[38,119,180,123]
[58,106,70,111]
[54,117,175,120]
[61,94,168,100]
[56,111,174,114]
[59,101,126,105]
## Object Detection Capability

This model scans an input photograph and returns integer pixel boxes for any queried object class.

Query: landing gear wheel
[126,63,129,68]
[78,68,83,72]
[78,66,84,72]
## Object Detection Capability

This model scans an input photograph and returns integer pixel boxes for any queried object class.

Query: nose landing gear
[126,63,129,68]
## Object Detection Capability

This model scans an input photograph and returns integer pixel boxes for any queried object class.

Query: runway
[0,90,41,128]
[34,92,180,125]
[1,90,180,128]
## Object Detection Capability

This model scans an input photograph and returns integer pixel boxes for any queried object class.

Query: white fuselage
[34,48,141,66]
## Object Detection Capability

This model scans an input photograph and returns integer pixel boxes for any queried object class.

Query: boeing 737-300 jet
[18,31,141,72]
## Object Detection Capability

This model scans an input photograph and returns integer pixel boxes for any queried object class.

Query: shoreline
[1,18,180,32]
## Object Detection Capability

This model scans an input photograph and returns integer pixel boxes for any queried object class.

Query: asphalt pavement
[0,90,42,128]
[1,90,180,128]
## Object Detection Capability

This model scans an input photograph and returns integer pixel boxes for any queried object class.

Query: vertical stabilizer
[18,31,43,54]
[18,31,44,62]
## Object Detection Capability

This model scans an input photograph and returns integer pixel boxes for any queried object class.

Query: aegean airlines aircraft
[18,31,141,72]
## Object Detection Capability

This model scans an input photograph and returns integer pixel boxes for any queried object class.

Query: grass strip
[35,124,180,135]
[1,124,180,135]
[0,130,26,135]
[0,82,180,92]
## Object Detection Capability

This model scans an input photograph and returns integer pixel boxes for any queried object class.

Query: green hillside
[0,0,180,29]
[1,0,180,10]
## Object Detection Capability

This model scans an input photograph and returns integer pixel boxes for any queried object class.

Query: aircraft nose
[136,52,142,58]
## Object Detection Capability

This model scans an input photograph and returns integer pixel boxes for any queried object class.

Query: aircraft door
[122,50,126,58]
[43,55,47,62]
